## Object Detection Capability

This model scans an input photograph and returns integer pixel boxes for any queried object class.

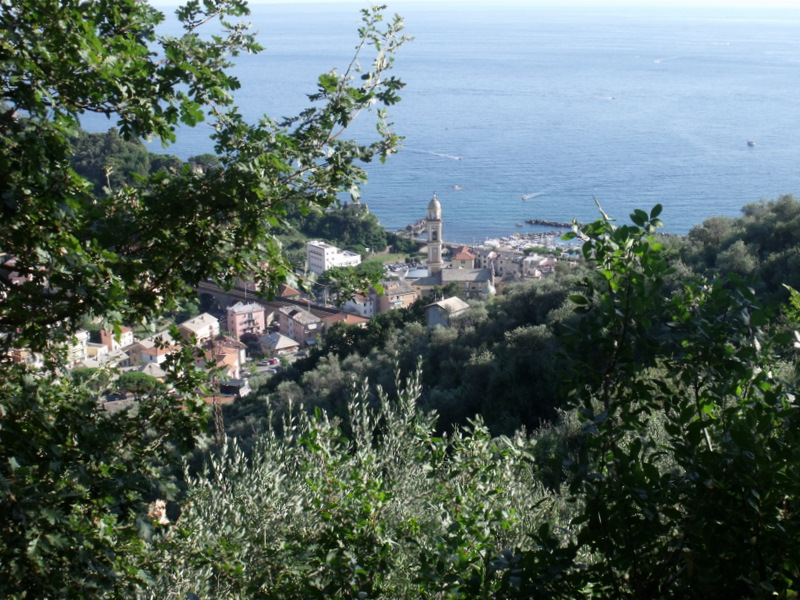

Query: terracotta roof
[209,335,247,350]
[451,246,476,260]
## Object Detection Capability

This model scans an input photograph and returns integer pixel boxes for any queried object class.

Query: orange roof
[451,246,476,260]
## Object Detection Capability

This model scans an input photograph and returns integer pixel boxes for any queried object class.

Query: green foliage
[388,231,422,254]
[682,194,800,301]
[0,0,408,595]
[1,0,407,352]
[116,370,164,394]
[69,128,152,195]
[248,272,577,439]
[511,205,800,598]
[0,359,209,598]
[291,203,390,253]
[147,368,553,598]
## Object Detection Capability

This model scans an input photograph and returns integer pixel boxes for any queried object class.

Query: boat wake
[406,148,463,161]
[654,56,679,64]
[522,190,548,200]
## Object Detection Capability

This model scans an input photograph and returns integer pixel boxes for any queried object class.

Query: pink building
[226,302,267,340]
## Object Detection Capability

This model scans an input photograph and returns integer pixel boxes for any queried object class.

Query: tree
[0,0,407,596]
[510,206,800,598]
[116,370,164,395]
[69,128,152,195]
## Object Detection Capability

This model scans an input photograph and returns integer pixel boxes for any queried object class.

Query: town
[5,193,574,411]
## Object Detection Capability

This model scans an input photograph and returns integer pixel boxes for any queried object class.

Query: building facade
[372,281,418,314]
[178,313,220,343]
[306,240,362,276]
[226,302,267,340]
[277,305,322,347]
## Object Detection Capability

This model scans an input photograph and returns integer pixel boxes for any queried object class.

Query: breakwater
[524,219,575,229]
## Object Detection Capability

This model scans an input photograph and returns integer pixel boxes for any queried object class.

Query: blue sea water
[84,2,800,244]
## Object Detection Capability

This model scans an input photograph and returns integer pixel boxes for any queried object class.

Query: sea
[82,2,800,245]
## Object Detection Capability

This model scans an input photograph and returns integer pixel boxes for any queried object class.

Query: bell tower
[427,192,443,275]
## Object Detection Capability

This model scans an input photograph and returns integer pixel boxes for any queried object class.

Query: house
[371,280,417,314]
[426,297,471,328]
[413,267,496,300]
[261,331,300,356]
[472,246,524,278]
[321,311,370,332]
[86,342,111,363]
[132,362,168,380]
[99,326,135,352]
[342,293,374,318]
[450,246,476,269]
[9,347,43,368]
[277,305,322,347]
[306,240,361,275]
[66,330,90,367]
[178,312,220,343]
[218,378,251,398]
[226,302,267,340]
[198,336,247,380]
[522,255,545,278]
[129,330,178,365]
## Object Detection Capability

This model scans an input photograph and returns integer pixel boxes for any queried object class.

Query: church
[411,193,496,299]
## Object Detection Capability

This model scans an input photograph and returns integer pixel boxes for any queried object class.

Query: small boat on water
[747,140,756,147]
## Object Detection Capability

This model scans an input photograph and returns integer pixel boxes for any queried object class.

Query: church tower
[427,193,444,275]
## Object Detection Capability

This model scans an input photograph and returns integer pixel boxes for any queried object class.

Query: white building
[306,240,361,276]
[342,293,374,318]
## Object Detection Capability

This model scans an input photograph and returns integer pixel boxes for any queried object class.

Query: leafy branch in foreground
[511,206,800,598]
[0,0,408,596]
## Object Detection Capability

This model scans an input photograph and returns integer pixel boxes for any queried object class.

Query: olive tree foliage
[508,206,800,598]
[0,0,407,596]
[144,367,558,599]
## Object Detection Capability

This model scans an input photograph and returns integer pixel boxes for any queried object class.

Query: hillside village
[5,194,571,409]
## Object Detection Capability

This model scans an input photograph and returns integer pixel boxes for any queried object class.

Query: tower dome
[427,193,442,221]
